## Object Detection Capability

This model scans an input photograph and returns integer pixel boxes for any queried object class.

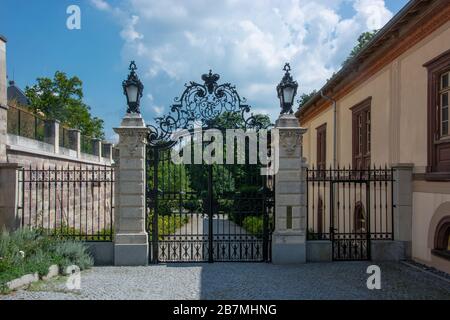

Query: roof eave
[295,0,423,120]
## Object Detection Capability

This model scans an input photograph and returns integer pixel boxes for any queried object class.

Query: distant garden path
[173,214,256,239]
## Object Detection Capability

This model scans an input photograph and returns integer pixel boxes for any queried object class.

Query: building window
[432,216,450,260]
[440,72,449,137]
[424,50,450,179]
[352,98,371,170]
[316,123,326,170]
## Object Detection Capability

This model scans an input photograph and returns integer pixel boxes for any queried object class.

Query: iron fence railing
[7,105,45,141]
[18,166,115,241]
[306,166,394,241]
[81,135,95,155]
[59,125,71,149]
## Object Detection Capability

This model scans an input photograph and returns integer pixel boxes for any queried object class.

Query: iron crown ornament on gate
[277,63,298,115]
[147,70,268,145]
[123,61,144,114]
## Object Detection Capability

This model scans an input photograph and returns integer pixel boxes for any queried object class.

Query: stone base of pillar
[271,232,306,264]
[371,240,411,261]
[114,233,149,266]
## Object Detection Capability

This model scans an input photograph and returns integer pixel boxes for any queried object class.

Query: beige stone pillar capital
[113,113,150,266]
[272,114,308,264]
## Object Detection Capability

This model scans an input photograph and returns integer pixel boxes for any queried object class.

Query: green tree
[25,71,104,139]
[342,30,378,66]
[298,90,317,108]
[185,111,271,214]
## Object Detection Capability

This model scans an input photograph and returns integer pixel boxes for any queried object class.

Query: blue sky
[0,0,409,141]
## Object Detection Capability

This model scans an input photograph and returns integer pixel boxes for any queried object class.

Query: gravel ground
[2,261,450,300]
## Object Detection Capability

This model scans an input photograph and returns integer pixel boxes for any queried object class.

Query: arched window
[354,201,366,233]
[434,216,450,253]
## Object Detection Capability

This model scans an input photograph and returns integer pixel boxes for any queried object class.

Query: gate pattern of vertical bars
[18,166,114,241]
[146,138,275,263]
[306,166,394,260]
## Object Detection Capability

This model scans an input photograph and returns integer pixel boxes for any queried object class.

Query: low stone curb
[6,264,60,291]
[6,273,39,291]
[401,260,450,284]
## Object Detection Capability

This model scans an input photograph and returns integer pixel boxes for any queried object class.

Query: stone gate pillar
[113,113,150,266]
[392,163,413,259]
[272,114,307,264]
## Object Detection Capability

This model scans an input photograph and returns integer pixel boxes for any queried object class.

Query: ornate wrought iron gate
[145,70,274,263]
[307,167,394,261]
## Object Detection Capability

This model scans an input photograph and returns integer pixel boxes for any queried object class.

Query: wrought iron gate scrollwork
[147,70,269,146]
[145,70,274,263]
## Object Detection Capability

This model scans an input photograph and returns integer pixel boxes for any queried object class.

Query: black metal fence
[306,166,394,242]
[81,135,95,155]
[7,105,45,141]
[59,125,71,149]
[18,166,115,241]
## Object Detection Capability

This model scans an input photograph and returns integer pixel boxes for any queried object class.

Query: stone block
[0,164,21,231]
[278,158,301,170]
[276,194,302,206]
[275,114,302,128]
[119,145,146,158]
[86,241,114,266]
[120,158,145,170]
[7,273,39,290]
[119,194,145,207]
[306,241,332,262]
[119,169,145,182]
[118,217,145,232]
[121,182,145,194]
[114,232,148,244]
[278,144,301,158]
[272,233,306,264]
[114,243,149,266]
[120,206,145,219]
[276,181,303,194]
[371,240,409,261]
[394,205,412,241]
[42,265,59,281]
[276,170,302,182]
[120,113,147,127]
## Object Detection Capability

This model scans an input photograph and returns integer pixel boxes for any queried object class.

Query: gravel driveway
[2,261,450,300]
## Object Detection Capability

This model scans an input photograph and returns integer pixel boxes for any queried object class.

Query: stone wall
[18,165,114,239]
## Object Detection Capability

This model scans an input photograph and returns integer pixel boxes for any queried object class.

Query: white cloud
[120,15,143,42]
[90,0,111,11]
[354,0,393,30]
[92,0,394,121]
[152,106,164,115]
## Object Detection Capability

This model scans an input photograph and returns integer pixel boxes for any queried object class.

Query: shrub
[147,212,189,240]
[51,240,93,270]
[157,200,178,216]
[0,228,93,293]
[242,215,264,238]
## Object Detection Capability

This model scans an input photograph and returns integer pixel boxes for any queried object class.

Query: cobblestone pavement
[2,262,450,300]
